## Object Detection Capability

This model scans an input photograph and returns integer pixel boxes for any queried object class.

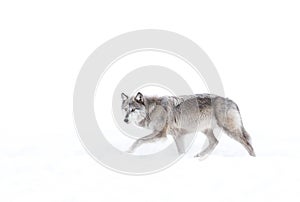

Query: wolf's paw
[194,153,208,158]
[194,153,202,158]
[126,148,134,153]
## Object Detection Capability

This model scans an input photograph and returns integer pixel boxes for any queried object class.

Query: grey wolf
[121,92,255,157]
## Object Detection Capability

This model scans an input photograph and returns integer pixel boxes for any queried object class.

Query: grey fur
[121,92,255,157]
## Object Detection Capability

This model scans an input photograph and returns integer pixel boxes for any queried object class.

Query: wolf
[121,92,255,157]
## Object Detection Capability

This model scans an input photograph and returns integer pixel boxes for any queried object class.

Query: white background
[1,0,300,201]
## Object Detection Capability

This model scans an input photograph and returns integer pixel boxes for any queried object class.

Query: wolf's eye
[131,108,135,112]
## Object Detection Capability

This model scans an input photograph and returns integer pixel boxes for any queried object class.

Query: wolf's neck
[136,103,156,128]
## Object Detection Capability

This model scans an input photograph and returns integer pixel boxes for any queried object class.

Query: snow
[1,129,299,202]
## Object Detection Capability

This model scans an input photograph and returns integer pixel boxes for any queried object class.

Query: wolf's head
[121,92,147,124]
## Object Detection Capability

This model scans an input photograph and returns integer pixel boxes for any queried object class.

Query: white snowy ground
[1,128,299,202]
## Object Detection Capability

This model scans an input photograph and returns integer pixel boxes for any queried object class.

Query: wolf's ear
[121,93,128,101]
[135,92,144,103]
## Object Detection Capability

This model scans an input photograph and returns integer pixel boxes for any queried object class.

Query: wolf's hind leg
[219,109,256,156]
[127,130,166,153]
[194,129,218,158]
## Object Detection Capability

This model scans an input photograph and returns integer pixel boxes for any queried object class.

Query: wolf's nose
[124,118,129,123]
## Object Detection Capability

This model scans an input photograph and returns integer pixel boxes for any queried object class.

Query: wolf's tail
[241,127,252,144]
[214,97,256,156]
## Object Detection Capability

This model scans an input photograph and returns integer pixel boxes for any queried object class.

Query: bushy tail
[242,127,252,144]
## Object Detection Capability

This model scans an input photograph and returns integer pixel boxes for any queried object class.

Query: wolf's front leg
[173,135,186,155]
[127,130,166,153]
